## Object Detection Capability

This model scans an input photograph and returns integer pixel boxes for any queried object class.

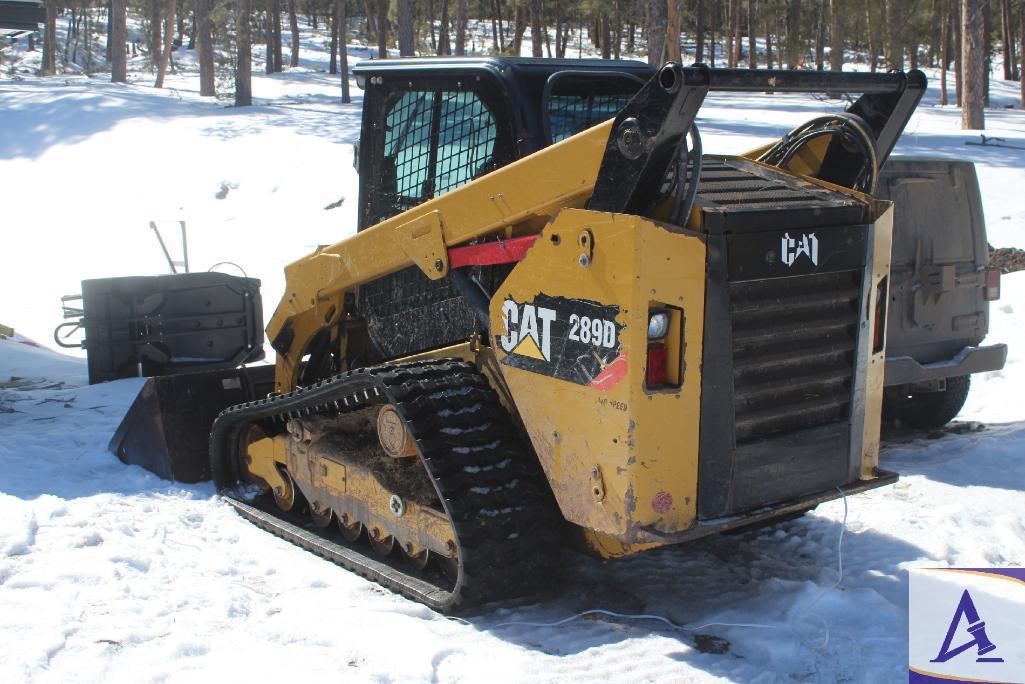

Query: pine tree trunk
[725,0,733,66]
[555,0,565,56]
[695,0,704,62]
[111,0,127,82]
[427,0,437,50]
[1020,3,1024,107]
[1000,0,1013,80]
[955,5,962,105]
[983,0,991,105]
[376,0,388,57]
[236,0,253,105]
[529,0,542,56]
[884,0,900,69]
[85,12,93,71]
[273,0,283,70]
[748,0,756,68]
[962,0,985,129]
[785,0,800,67]
[814,0,825,70]
[197,0,214,93]
[266,0,275,73]
[456,0,467,54]
[363,0,376,44]
[666,0,681,62]
[512,5,525,55]
[732,0,741,65]
[613,0,620,58]
[490,0,500,51]
[339,0,350,102]
[329,0,338,72]
[765,13,772,68]
[397,0,413,55]
[66,11,76,66]
[439,0,451,55]
[710,0,717,65]
[106,0,113,63]
[150,0,162,68]
[829,0,841,71]
[494,0,505,51]
[865,0,878,71]
[940,7,949,104]
[647,0,667,64]
[154,0,176,87]
[599,13,610,58]
[288,0,300,67]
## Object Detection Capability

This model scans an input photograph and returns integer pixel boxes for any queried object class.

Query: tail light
[646,345,668,386]
[645,308,681,390]
[984,267,1001,301]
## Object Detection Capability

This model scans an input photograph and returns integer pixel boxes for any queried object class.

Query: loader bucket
[108,365,275,483]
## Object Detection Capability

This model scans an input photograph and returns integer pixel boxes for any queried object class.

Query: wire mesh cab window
[384,91,436,202]
[371,87,501,224]
[544,72,644,143]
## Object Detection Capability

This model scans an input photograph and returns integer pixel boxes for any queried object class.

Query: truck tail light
[984,267,1001,301]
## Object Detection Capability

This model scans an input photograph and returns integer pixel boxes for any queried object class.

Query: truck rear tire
[883,376,971,429]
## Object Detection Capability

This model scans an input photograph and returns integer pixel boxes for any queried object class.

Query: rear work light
[647,312,670,340]
[984,267,1001,301]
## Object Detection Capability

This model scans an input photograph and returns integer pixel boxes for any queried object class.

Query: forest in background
[12,0,1025,128]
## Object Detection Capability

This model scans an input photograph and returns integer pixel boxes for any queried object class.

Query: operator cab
[352,57,654,229]
[351,58,655,361]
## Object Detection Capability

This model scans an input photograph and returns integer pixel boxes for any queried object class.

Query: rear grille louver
[730,270,862,444]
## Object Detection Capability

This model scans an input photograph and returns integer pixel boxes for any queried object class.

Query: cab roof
[352,56,654,87]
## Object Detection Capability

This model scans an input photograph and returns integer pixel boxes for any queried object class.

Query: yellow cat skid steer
[207,61,926,611]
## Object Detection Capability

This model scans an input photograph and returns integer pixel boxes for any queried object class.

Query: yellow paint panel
[491,209,706,544]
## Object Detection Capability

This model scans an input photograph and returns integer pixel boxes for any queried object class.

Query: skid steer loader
[202,60,926,612]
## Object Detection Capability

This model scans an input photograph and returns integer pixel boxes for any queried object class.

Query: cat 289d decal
[498,293,625,387]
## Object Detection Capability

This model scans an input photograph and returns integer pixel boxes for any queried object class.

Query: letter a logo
[931,590,1004,664]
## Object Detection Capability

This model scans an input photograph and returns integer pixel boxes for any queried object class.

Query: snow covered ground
[2,314,1024,682]
[2,22,1024,684]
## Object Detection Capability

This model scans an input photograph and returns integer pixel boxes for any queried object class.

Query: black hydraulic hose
[758,113,878,194]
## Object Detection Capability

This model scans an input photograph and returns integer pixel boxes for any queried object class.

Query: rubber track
[209,358,560,613]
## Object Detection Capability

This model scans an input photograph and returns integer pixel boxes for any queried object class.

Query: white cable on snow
[487,488,851,653]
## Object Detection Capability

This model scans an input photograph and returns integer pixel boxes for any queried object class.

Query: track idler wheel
[272,467,307,514]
